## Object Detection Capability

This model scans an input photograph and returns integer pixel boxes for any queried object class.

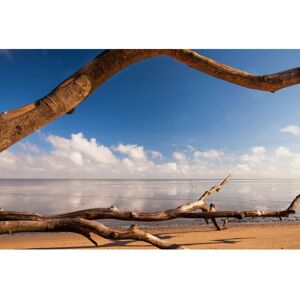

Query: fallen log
[0,209,245,222]
[0,177,298,250]
[0,176,231,248]
[1,177,297,223]
[0,176,230,224]
[0,177,298,225]
[0,205,296,223]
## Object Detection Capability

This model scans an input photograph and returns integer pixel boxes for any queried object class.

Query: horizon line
[1,178,300,181]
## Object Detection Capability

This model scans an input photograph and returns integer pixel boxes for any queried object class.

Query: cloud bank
[1,132,300,179]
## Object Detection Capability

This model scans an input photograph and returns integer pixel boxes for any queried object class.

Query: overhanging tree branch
[1,50,300,152]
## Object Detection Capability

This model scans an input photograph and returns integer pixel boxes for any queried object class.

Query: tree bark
[1,49,300,152]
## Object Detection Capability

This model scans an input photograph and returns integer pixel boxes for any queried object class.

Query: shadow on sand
[22,231,254,250]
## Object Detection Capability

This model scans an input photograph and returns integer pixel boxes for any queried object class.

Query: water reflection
[0,179,299,226]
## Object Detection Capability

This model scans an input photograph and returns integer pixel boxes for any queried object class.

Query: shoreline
[1,221,300,249]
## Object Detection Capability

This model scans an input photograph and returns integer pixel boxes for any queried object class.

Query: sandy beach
[0,222,299,249]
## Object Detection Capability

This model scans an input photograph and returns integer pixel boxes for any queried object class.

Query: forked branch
[0,176,231,222]
[1,177,298,243]
[0,177,231,248]
[0,177,298,225]
[0,177,299,249]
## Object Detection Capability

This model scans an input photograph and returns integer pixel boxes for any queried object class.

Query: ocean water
[0,179,299,227]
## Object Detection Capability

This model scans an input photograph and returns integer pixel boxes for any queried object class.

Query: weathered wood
[0,180,298,224]
[0,209,245,222]
[0,176,231,248]
[0,176,231,223]
[0,218,184,249]
[286,194,300,211]
[1,50,300,152]
[0,178,298,249]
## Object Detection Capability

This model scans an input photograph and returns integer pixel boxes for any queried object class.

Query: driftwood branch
[1,50,300,152]
[0,176,231,248]
[0,209,247,222]
[0,218,184,249]
[0,176,230,222]
[0,178,298,225]
[0,177,298,249]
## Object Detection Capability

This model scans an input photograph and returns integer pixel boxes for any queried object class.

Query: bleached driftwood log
[1,49,300,152]
[0,176,230,223]
[0,176,230,248]
[0,219,184,249]
[1,176,298,224]
[0,176,299,248]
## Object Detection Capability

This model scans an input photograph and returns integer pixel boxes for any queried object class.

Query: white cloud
[250,146,266,155]
[173,152,187,163]
[151,151,163,160]
[235,164,251,174]
[0,151,16,168]
[193,149,223,159]
[48,133,117,165]
[19,142,40,154]
[69,152,84,166]
[113,144,147,161]
[1,132,300,179]
[186,145,195,152]
[280,125,300,136]
[275,146,292,157]
[241,146,266,163]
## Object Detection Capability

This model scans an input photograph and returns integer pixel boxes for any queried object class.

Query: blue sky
[1,50,300,178]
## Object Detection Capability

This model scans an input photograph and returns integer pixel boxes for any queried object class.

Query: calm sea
[0,179,299,227]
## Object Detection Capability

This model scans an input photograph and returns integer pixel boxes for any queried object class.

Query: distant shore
[0,222,299,249]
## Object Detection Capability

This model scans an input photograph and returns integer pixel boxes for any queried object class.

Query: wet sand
[0,222,299,249]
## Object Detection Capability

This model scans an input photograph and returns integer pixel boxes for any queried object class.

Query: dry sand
[0,222,299,249]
